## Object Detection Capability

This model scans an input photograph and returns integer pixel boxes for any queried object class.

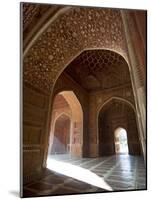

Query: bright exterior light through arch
[114,127,129,154]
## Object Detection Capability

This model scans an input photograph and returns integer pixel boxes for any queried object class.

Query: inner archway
[48,90,83,158]
[114,127,129,154]
[51,114,71,154]
[98,99,141,156]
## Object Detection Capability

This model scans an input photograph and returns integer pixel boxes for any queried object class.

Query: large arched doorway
[47,90,83,158]
[49,49,139,159]
[98,99,141,156]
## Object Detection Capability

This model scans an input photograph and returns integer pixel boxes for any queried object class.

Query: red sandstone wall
[23,84,49,183]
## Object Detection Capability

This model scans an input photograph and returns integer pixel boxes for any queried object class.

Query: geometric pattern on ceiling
[22,3,62,44]
[23,5,128,92]
[65,50,131,91]
[23,3,41,31]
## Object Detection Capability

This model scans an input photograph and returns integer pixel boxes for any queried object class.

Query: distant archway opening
[51,114,71,154]
[114,127,129,154]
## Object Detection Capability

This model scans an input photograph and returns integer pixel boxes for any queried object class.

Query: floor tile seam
[107,174,135,180]
[106,178,134,186]
[112,170,134,173]
[53,174,98,194]
[57,159,78,163]
[135,182,146,186]
[35,180,63,186]
[68,158,88,164]
[55,185,84,193]
[23,186,47,195]
[75,185,107,193]
[133,159,138,188]
[78,158,103,167]
[46,172,103,193]
[84,187,101,193]
[135,161,146,188]
[85,188,98,193]
[41,164,100,193]
[112,187,134,190]
[103,160,120,179]
[48,156,84,163]
[24,180,46,187]
[53,158,83,164]
[41,178,73,193]
[25,176,72,194]
[23,173,66,187]
[24,181,56,192]
[89,156,114,170]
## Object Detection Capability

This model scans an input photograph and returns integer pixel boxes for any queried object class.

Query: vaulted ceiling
[22,3,146,93]
[22,3,63,48]
[23,3,129,92]
[64,49,131,91]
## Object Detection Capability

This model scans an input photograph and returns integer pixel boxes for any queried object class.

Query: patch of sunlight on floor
[47,158,113,191]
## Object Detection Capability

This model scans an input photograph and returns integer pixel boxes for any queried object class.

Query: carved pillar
[121,11,146,159]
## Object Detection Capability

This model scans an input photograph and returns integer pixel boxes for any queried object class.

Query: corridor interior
[23,49,146,197]
[22,3,146,198]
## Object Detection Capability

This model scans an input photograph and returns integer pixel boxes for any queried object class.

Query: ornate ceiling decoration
[23,3,40,31]
[23,5,128,92]
[65,49,131,91]
[22,3,62,47]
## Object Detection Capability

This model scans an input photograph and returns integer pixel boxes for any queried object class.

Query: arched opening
[47,90,83,159]
[98,99,141,156]
[51,114,71,154]
[48,49,140,159]
[114,127,129,154]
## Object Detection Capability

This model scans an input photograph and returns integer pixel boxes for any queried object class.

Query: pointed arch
[97,96,136,116]
[98,97,141,156]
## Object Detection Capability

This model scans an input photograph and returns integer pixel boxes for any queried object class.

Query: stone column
[88,94,99,157]
[121,11,146,159]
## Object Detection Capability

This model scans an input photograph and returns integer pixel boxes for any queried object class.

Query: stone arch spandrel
[97,96,136,116]
[23,7,128,92]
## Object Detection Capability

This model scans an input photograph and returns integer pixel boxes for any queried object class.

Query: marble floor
[23,154,146,197]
